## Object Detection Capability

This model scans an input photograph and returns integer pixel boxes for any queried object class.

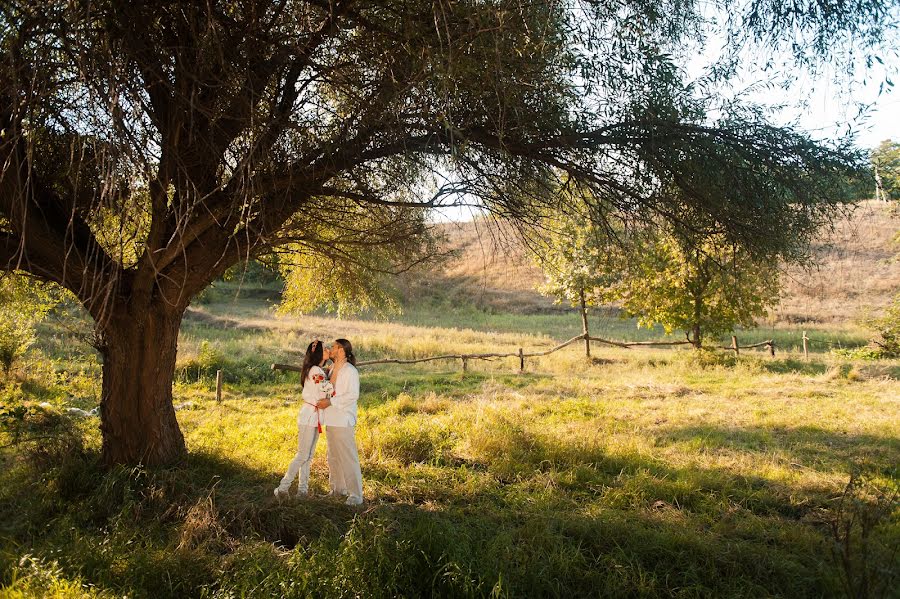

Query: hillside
[406,201,900,325]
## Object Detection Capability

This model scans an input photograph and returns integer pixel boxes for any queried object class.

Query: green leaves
[0,274,69,373]
[617,232,781,345]
[872,140,900,202]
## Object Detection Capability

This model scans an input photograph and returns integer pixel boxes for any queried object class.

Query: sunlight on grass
[1,298,898,597]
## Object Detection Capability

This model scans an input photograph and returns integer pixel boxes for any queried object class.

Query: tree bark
[691,295,703,349]
[97,301,187,466]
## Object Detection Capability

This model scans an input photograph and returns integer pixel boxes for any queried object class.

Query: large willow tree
[0,0,894,464]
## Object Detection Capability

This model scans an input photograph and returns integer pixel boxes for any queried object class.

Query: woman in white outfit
[317,338,363,506]
[274,340,331,499]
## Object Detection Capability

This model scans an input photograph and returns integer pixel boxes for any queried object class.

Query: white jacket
[298,365,328,427]
[322,363,359,427]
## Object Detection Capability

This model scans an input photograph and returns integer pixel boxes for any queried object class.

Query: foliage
[0,275,66,374]
[617,230,781,347]
[872,139,900,202]
[531,201,624,309]
[864,293,900,358]
[531,189,783,347]
[820,470,900,599]
[275,200,441,318]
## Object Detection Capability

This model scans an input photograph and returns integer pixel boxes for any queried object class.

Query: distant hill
[403,201,900,324]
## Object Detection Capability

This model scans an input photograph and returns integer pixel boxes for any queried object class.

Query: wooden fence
[271,332,776,375]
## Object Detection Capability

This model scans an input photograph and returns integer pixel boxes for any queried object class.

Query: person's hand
[316,398,332,409]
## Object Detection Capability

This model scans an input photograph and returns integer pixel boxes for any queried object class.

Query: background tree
[872,140,900,202]
[0,274,64,374]
[616,230,781,348]
[0,0,891,464]
[531,193,626,357]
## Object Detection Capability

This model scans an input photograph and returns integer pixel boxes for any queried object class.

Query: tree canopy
[0,0,896,464]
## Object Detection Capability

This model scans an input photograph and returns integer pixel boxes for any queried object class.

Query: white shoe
[345,495,363,506]
[296,488,308,497]
[274,487,290,499]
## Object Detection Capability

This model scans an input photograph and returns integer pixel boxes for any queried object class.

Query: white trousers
[325,426,363,502]
[278,425,319,493]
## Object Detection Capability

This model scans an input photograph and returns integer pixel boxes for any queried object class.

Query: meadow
[1,291,898,598]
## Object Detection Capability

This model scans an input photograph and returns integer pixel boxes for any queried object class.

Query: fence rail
[271,333,777,374]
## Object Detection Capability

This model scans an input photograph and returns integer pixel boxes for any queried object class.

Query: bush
[0,311,35,375]
[864,294,900,358]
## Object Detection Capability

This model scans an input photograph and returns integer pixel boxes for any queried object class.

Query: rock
[63,406,99,417]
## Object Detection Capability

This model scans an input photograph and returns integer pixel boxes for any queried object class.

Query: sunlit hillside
[407,201,900,325]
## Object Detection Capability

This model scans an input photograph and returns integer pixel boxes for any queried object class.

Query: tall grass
[1,297,898,598]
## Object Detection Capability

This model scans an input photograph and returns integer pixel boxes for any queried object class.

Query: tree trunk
[97,301,187,465]
[691,293,703,349]
[579,287,590,358]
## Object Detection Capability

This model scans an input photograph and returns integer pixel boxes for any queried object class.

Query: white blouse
[322,363,359,427]
[298,365,328,427]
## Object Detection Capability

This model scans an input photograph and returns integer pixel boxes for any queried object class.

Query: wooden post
[768,341,776,358]
[579,288,590,358]
[518,347,524,372]
[215,370,223,403]
[802,331,809,361]
[731,335,739,356]
[462,357,468,373]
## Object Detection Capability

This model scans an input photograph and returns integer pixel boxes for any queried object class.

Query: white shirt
[298,365,328,427]
[322,363,359,427]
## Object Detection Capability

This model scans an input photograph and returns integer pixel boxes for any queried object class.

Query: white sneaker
[274,487,290,499]
[345,495,363,506]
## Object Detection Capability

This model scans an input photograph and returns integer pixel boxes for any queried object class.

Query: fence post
[518,347,524,373]
[215,370,223,403]
[802,331,809,361]
[731,335,739,357]
[462,357,468,373]
[768,341,776,358]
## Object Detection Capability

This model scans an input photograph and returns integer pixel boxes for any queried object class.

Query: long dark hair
[335,338,356,366]
[300,340,324,383]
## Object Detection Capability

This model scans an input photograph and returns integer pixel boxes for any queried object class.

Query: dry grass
[777,201,900,324]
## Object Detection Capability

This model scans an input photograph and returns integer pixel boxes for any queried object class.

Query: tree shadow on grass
[761,358,831,376]
[654,423,900,476]
[2,421,891,599]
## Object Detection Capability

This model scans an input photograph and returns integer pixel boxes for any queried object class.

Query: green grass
[1,298,898,598]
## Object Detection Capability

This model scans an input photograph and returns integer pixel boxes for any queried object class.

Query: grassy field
[1,295,898,598]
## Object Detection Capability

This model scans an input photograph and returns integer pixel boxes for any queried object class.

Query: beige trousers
[325,425,363,503]
[278,425,319,493]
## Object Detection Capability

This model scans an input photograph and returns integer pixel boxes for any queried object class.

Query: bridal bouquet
[308,372,334,432]
[312,372,335,400]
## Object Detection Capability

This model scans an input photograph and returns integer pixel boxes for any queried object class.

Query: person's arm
[302,367,326,402]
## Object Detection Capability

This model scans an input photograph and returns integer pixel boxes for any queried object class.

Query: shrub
[865,294,900,358]
[0,310,35,375]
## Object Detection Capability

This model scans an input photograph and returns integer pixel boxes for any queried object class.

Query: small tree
[617,232,781,348]
[872,140,900,202]
[0,274,63,374]
[532,204,623,357]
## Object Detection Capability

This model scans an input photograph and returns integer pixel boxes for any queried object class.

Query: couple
[275,338,363,506]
